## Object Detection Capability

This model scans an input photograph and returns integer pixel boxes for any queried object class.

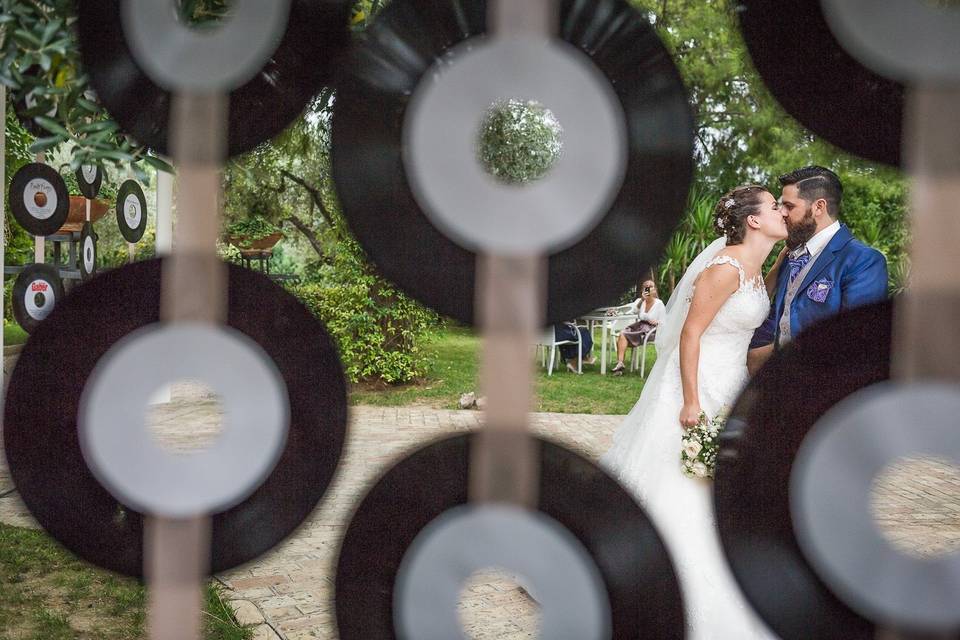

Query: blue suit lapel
[796,224,854,296]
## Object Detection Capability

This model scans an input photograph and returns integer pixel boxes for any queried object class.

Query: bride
[602,185,786,639]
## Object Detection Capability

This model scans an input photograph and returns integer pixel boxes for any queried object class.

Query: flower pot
[57,196,110,234]
[227,231,283,252]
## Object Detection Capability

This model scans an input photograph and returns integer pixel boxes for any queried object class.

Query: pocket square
[806,279,833,303]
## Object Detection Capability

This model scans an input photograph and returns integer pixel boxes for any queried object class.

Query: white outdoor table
[579,311,619,374]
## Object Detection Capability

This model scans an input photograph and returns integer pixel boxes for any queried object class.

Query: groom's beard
[786,207,817,249]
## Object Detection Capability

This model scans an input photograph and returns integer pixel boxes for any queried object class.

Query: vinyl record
[79,221,98,280]
[714,300,892,639]
[116,180,147,243]
[737,0,903,167]
[12,263,65,334]
[332,0,694,325]
[75,0,352,157]
[335,433,685,639]
[2,259,348,577]
[76,164,103,200]
[9,163,70,237]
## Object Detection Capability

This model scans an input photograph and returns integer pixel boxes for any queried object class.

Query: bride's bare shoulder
[693,257,741,296]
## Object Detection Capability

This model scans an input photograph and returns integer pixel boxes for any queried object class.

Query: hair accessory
[724,198,736,209]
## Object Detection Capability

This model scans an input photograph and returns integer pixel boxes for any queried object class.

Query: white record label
[24,279,57,320]
[83,236,96,272]
[81,165,98,184]
[23,178,58,220]
[123,193,142,229]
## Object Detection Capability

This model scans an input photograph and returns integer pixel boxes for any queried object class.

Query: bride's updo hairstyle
[713,185,768,245]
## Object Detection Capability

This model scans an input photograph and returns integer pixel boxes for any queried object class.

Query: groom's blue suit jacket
[750,224,888,349]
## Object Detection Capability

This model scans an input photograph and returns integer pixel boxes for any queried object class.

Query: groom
[747,166,888,373]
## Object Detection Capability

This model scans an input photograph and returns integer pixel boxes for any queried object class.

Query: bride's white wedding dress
[602,243,777,639]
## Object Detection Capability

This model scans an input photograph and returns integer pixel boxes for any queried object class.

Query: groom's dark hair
[779,166,842,219]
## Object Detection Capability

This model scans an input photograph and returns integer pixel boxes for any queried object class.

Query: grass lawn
[0,524,251,640]
[350,326,657,415]
[3,324,27,347]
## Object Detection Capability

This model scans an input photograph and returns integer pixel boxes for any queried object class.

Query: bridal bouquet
[680,408,729,479]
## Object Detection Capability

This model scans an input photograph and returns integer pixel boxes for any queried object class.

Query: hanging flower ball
[476,99,564,185]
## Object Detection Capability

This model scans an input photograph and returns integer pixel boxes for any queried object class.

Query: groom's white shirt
[791,219,841,261]
[779,219,841,346]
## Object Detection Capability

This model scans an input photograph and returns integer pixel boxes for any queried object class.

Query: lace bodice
[665,254,770,416]
[697,255,769,341]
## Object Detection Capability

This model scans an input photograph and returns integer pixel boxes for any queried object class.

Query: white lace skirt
[601,356,776,640]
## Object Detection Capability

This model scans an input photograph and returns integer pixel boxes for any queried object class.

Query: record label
[80,323,290,518]
[24,278,57,321]
[23,178,58,220]
[80,221,97,279]
[123,194,142,229]
[77,164,103,199]
[83,237,95,272]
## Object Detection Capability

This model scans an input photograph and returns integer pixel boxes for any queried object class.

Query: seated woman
[612,279,665,375]
[553,322,595,373]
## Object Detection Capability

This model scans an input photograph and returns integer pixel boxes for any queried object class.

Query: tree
[628,0,908,294]
[0,0,184,177]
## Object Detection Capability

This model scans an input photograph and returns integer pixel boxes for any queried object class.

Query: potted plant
[59,171,115,233]
[225,216,284,252]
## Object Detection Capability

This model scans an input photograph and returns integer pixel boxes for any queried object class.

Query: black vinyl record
[9,163,70,237]
[76,164,104,200]
[79,221,98,280]
[115,180,147,243]
[737,0,903,167]
[75,0,351,158]
[2,259,348,578]
[12,263,65,334]
[335,432,685,639]
[714,300,892,639]
[332,0,694,325]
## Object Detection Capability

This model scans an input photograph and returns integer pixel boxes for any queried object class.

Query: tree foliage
[628,0,908,294]
[0,0,176,177]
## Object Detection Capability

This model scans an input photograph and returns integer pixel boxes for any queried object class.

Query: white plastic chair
[636,328,656,377]
[535,324,582,375]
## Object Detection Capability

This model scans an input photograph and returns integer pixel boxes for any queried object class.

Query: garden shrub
[291,236,438,384]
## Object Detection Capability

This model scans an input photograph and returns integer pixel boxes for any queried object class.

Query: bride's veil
[601,236,728,483]
[655,236,728,359]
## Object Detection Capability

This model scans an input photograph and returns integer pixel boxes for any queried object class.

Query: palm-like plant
[656,188,722,299]
[888,253,911,297]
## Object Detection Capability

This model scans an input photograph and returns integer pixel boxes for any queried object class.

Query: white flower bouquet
[680,408,728,479]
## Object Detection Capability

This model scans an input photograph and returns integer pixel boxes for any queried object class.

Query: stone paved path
[2,386,959,639]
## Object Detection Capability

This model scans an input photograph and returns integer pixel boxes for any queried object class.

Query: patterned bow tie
[789,248,811,283]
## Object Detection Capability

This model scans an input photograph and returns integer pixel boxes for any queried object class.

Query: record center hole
[147,379,224,455]
[33,292,46,308]
[477,99,563,186]
[178,0,233,29]
[869,455,960,559]
[33,191,47,207]
[458,568,541,638]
